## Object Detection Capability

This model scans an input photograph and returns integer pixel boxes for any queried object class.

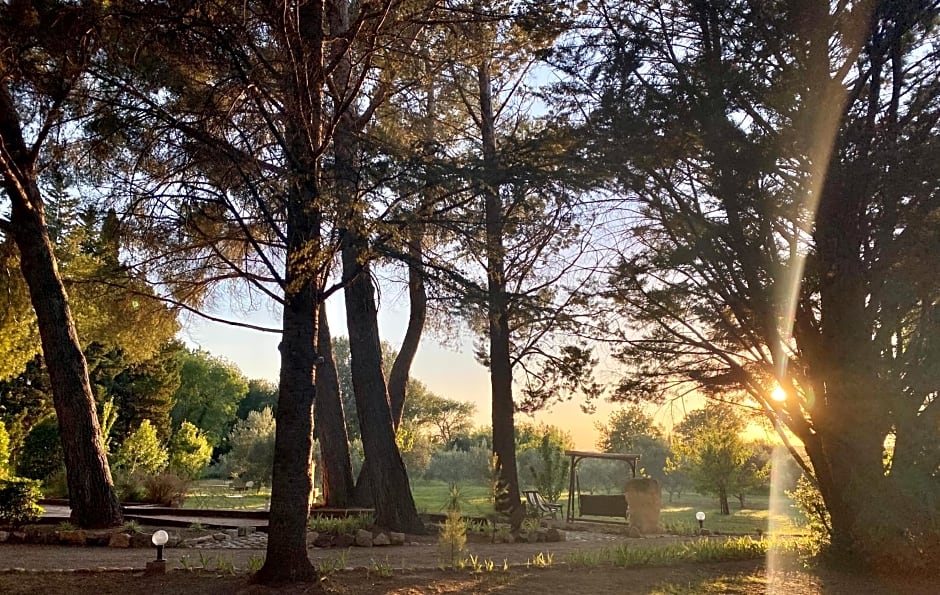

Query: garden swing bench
[564,450,641,523]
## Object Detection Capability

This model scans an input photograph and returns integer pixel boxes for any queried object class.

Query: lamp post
[695,511,705,530]
[147,530,169,574]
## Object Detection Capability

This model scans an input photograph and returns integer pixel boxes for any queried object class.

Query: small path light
[695,511,705,529]
[146,530,169,574]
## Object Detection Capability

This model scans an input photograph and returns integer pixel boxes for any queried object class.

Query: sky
[179,291,629,450]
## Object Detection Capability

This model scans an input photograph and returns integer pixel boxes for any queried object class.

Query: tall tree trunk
[257,0,325,583]
[258,183,321,583]
[314,302,355,508]
[387,225,427,427]
[1,86,122,529]
[342,242,424,533]
[478,58,524,530]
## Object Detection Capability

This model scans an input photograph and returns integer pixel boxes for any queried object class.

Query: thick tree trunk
[314,303,355,508]
[257,0,324,583]
[1,86,122,529]
[343,247,424,533]
[258,187,320,583]
[478,58,524,530]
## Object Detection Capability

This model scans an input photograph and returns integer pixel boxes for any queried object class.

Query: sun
[770,384,787,402]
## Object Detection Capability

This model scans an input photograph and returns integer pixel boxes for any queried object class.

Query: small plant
[189,522,206,531]
[55,521,77,531]
[367,557,394,578]
[198,551,212,570]
[308,514,373,534]
[246,555,265,573]
[317,550,349,574]
[528,552,554,568]
[178,556,193,572]
[0,478,44,525]
[438,484,468,568]
[122,520,143,534]
[214,554,236,575]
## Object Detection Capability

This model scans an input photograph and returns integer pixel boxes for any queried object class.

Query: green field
[181,478,808,536]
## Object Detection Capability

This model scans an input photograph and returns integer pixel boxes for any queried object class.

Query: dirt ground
[1,533,937,595]
[0,558,937,595]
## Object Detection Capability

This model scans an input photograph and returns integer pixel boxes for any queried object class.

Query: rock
[334,533,355,548]
[313,533,333,548]
[355,529,374,547]
[536,529,548,543]
[213,532,228,541]
[306,531,319,545]
[372,532,390,546]
[224,529,239,539]
[108,533,132,548]
[389,532,405,546]
[625,477,662,535]
[545,528,565,542]
[0,531,9,543]
[526,531,538,544]
[12,531,27,542]
[56,530,86,546]
[130,533,153,548]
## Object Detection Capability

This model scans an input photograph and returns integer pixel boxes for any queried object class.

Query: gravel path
[0,531,686,573]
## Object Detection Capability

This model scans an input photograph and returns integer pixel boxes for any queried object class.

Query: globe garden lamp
[770,384,787,402]
[147,530,170,574]
[696,511,705,529]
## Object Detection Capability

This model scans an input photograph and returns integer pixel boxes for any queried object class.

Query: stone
[372,532,390,546]
[313,533,333,548]
[388,532,405,546]
[355,529,374,547]
[306,531,319,545]
[224,529,239,539]
[545,528,565,542]
[625,477,662,535]
[213,532,228,541]
[145,560,168,575]
[56,530,86,546]
[0,531,9,543]
[108,533,132,548]
[334,533,355,548]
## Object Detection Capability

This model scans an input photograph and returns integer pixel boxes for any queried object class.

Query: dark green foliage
[87,341,183,443]
[525,434,569,503]
[171,348,248,447]
[236,379,278,419]
[15,417,63,481]
[0,478,44,526]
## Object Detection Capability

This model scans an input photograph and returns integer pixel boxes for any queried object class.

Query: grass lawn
[180,478,808,537]
[408,480,808,535]
[183,480,271,510]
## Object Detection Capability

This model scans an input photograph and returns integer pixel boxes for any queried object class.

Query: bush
[142,471,190,507]
[0,421,10,478]
[15,417,63,481]
[41,467,69,499]
[219,407,275,484]
[113,420,168,475]
[425,447,491,485]
[0,478,45,526]
[113,469,147,503]
[168,421,212,479]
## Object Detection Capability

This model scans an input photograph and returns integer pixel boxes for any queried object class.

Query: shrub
[219,407,275,484]
[787,473,831,550]
[142,471,190,507]
[0,478,45,526]
[0,421,10,478]
[425,447,491,485]
[168,421,212,479]
[15,417,63,481]
[113,469,147,503]
[41,467,69,499]
[523,433,569,502]
[113,420,168,475]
